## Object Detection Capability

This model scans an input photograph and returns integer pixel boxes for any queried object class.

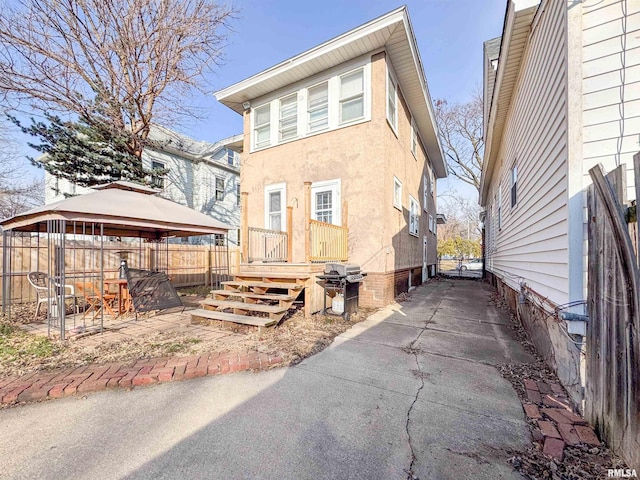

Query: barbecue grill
[317,263,366,319]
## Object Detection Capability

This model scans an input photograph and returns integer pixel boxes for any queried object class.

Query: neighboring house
[480,0,639,402]
[44,127,242,245]
[214,7,446,309]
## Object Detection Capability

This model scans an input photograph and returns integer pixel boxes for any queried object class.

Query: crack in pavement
[404,282,453,480]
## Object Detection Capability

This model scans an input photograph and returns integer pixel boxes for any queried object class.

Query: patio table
[104,278,133,316]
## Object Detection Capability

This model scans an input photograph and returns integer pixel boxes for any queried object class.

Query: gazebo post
[2,230,11,318]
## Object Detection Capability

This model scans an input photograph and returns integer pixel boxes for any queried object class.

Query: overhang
[479,0,540,205]
[214,7,446,178]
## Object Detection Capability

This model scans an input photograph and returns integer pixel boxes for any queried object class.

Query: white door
[264,183,286,231]
[422,235,428,282]
[311,179,341,225]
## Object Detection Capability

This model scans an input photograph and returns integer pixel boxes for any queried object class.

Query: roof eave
[479,0,540,205]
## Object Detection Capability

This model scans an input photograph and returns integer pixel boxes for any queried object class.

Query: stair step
[235,272,310,280]
[222,280,304,290]
[190,309,276,328]
[201,299,287,314]
[210,290,295,301]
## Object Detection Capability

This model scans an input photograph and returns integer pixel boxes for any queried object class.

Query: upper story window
[387,70,398,133]
[151,160,166,189]
[279,93,298,141]
[227,150,235,166]
[254,104,271,149]
[423,174,428,211]
[250,58,370,152]
[215,176,225,201]
[236,183,240,206]
[430,167,435,196]
[339,68,364,123]
[409,196,419,237]
[307,81,329,133]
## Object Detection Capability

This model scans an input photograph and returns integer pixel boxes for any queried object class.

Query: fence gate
[586,161,640,469]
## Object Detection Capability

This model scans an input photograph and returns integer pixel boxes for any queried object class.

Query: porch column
[241,191,249,263]
[304,181,311,263]
[287,206,293,263]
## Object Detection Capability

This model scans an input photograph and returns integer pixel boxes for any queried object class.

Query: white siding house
[480,0,639,403]
[44,128,242,245]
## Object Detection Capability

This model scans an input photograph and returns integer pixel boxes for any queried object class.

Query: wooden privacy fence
[247,227,288,263]
[0,237,240,305]
[586,161,640,469]
[309,220,348,262]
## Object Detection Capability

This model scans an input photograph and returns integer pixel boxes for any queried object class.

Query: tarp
[0,181,230,239]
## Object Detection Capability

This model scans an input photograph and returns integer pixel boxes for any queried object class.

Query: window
[409,196,419,236]
[279,93,298,141]
[423,174,429,210]
[429,214,434,233]
[254,104,271,148]
[511,164,517,207]
[312,179,341,225]
[236,183,240,206]
[215,177,224,201]
[315,191,333,223]
[339,68,364,123]
[387,70,398,132]
[307,82,329,132]
[265,183,286,232]
[430,167,435,196]
[498,187,502,230]
[227,150,235,166]
[214,234,225,246]
[411,117,418,157]
[394,177,402,210]
[151,160,166,189]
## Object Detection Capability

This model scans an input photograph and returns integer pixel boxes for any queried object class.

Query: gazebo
[1,181,231,339]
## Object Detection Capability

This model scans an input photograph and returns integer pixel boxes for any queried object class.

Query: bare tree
[0,120,43,218]
[435,90,484,196]
[0,0,235,159]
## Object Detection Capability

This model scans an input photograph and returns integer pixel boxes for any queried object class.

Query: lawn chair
[74,282,117,320]
[27,272,77,320]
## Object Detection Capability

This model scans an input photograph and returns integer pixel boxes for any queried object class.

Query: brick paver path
[0,351,283,406]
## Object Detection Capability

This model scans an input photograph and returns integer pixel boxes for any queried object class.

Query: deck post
[241,191,249,263]
[287,206,293,263]
[304,182,311,263]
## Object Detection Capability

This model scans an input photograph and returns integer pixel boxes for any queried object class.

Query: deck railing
[309,220,348,262]
[247,227,288,263]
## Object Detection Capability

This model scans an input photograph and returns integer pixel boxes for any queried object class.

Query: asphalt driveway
[0,278,532,480]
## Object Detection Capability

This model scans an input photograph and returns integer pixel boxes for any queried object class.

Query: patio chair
[27,272,77,320]
[74,282,117,320]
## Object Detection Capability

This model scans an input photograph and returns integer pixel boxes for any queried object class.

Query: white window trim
[428,214,434,233]
[311,178,341,226]
[338,67,366,125]
[409,195,419,237]
[423,174,428,212]
[394,177,403,211]
[386,65,399,136]
[279,92,298,141]
[253,103,271,150]
[511,164,518,208]
[264,182,286,232]
[249,56,371,153]
[307,80,329,134]
[430,167,435,196]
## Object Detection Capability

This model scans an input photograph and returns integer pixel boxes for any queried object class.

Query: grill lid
[324,263,361,276]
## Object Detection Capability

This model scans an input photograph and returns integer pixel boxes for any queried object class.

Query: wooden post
[304,182,312,263]
[204,248,211,287]
[342,199,348,229]
[287,206,293,263]
[241,191,249,263]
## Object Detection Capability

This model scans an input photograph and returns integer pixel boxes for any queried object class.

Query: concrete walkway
[0,279,532,480]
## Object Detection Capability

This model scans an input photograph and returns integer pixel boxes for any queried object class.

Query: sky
[9,0,507,199]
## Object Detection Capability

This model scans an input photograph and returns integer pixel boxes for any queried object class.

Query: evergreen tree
[10,114,166,188]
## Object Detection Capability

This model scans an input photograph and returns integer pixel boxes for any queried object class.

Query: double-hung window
[307,82,329,133]
[409,196,419,237]
[339,68,364,123]
[423,174,429,211]
[254,104,271,149]
[394,177,402,210]
[151,160,166,189]
[215,177,225,201]
[279,93,298,141]
[387,71,398,133]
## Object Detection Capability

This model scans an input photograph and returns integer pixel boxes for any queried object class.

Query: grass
[0,319,62,366]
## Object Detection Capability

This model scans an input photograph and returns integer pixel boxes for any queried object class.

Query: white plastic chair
[27,272,76,319]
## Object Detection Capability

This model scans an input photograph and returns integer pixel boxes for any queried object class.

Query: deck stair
[191,272,309,330]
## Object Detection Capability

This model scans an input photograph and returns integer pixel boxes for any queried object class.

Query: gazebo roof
[0,181,230,238]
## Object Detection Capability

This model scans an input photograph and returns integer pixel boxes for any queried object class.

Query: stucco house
[480,0,639,403]
[44,127,242,245]
[213,6,446,315]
